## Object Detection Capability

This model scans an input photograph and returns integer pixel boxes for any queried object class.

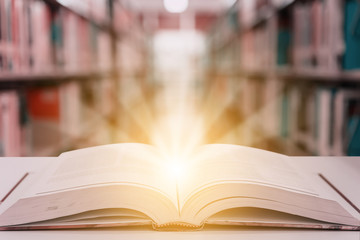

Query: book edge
[1,220,359,231]
[205,220,360,230]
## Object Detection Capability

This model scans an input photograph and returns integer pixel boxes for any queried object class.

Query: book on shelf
[334,89,360,156]
[315,87,336,156]
[288,86,300,143]
[343,0,360,70]
[0,0,114,75]
[26,87,62,155]
[280,87,290,138]
[299,86,317,154]
[26,83,84,155]
[276,19,291,66]
[0,91,22,157]
[346,98,360,156]
[0,143,359,230]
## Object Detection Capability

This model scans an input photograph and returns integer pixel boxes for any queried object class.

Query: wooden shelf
[0,70,114,89]
[237,69,360,84]
[279,70,360,83]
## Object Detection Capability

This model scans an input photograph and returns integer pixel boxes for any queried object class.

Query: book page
[25,144,178,205]
[178,144,316,208]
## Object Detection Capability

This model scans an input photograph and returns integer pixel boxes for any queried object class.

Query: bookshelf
[0,0,149,157]
[204,0,360,156]
[239,69,360,84]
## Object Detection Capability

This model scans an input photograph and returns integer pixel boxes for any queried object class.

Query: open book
[0,143,359,230]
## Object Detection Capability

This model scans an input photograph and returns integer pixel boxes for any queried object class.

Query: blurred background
[0,0,360,157]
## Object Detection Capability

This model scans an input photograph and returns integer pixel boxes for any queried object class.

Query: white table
[0,156,360,240]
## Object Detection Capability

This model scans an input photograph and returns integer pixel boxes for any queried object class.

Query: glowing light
[163,0,188,13]
[166,157,186,180]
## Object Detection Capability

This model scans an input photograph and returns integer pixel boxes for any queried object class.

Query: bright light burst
[165,156,186,180]
[117,30,245,151]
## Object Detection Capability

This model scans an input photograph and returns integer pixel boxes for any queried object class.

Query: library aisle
[0,0,360,157]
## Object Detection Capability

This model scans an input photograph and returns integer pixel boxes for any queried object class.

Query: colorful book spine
[343,0,360,70]
[0,91,22,156]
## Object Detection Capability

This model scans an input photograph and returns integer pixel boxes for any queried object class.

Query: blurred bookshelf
[2,0,360,158]
[0,0,150,157]
[204,0,360,156]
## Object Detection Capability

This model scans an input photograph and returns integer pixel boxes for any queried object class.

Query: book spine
[315,88,333,156]
[0,91,22,156]
[152,222,203,231]
[343,0,360,70]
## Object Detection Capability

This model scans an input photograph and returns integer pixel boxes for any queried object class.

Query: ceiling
[121,0,236,13]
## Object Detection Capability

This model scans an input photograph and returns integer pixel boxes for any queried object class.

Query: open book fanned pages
[0,143,359,230]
